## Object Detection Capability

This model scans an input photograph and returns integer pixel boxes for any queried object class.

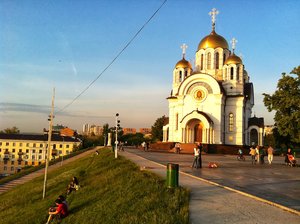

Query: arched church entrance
[194,123,203,143]
[250,129,258,146]
[186,119,203,143]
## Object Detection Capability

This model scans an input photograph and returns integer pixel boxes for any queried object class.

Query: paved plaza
[121,148,300,223]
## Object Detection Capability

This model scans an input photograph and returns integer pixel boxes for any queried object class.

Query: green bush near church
[0,148,189,224]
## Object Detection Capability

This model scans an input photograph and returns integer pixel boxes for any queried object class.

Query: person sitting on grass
[66,176,80,195]
[58,195,68,210]
[47,198,68,223]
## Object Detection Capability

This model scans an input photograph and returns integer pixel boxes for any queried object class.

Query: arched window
[200,54,204,70]
[229,113,234,132]
[185,70,188,78]
[215,52,219,69]
[176,113,178,130]
[179,71,182,82]
[230,67,234,80]
[207,52,211,69]
[236,66,239,81]
[223,53,226,65]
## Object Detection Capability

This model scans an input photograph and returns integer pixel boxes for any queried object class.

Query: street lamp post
[43,88,55,199]
[115,113,120,158]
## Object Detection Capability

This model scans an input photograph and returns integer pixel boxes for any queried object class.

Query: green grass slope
[0,148,189,224]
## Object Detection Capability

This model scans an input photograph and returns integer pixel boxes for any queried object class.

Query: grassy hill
[0,148,189,224]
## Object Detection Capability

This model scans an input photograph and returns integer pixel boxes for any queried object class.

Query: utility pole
[115,113,120,158]
[43,88,55,199]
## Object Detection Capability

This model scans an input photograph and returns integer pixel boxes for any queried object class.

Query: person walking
[255,146,260,164]
[267,145,274,164]
[175,142,181,154]
[192,144,200,168]
[141,142,146,151]
[249,146,256,165]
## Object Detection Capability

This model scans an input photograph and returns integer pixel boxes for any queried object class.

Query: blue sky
[1,0,300,133]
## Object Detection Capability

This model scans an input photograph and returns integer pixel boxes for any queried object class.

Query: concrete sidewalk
[119,150,300,224]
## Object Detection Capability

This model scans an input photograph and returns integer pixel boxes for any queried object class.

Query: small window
[32,150,35,153]
[12,155,15,159]
[18,160,21,165]
[33,143,36,147]
[26,143,29,147]
[12,149,15,153]
[200,54,204,70]
[40,143,43,147]
[26,149,29,153]
[39,150,42,154]
[32,155,35,159]
[207,52,211,69]
[215,52,219,69]
[66,145,69,148]
[11,161,15,165]
[13,143,16,146]
[19,149,22,152]
[25,161,28,166]
[60,144,63,148]
[223,53,226,65]
[19,143,23,146]
[230,67,234,80]
[6,142,9,146]
[0,142,2,146]
[11,167,14,171]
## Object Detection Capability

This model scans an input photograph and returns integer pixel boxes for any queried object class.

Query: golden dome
[224,53,242,65]
[198,30,229,50]
[175,58,192,69]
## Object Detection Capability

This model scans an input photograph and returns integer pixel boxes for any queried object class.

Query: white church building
[163,8,264,147]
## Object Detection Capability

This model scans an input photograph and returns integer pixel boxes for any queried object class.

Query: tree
[0,126,20,134]
[263,66,300,146]
[151,115,168,141]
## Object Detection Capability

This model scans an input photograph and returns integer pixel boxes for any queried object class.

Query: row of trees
[0,127,20,134]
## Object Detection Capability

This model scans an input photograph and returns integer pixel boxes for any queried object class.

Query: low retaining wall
[151,142,251,154]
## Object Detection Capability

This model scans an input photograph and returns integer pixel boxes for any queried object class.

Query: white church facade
[163,8,264,147]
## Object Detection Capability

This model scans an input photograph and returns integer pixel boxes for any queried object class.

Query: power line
[57,0,168,114]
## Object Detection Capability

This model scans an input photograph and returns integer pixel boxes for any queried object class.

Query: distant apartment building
[139,128,152,135]
[82,124,103,136]
[0,134,81,176]
[123,128,136,135]
[90,125,103,136]
[82,124,90,134]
